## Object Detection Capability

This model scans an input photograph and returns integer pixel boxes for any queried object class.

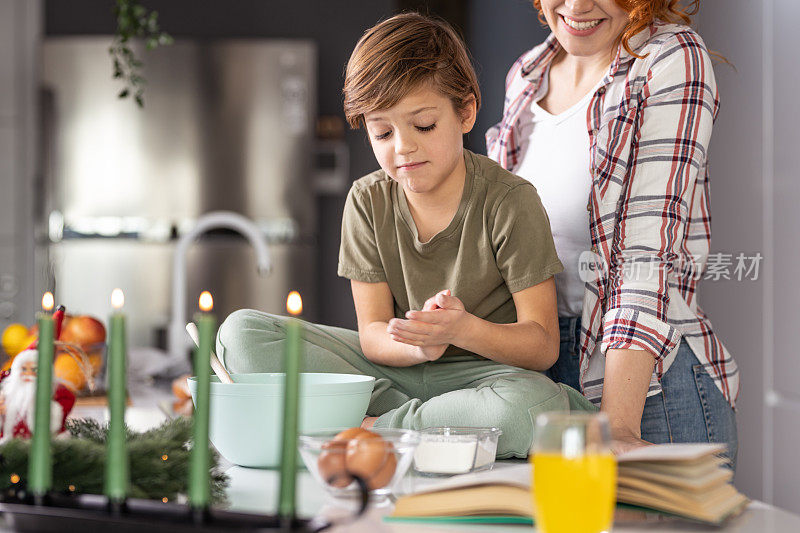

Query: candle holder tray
[0,493,329,532]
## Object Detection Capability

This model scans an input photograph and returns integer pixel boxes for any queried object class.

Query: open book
[390,443,749,526]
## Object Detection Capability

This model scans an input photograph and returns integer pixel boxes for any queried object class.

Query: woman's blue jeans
[548,316,738,469]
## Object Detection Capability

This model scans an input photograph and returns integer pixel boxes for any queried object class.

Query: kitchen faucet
[168,211,271,362]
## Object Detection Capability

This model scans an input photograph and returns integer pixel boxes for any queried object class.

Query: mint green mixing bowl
[187,373,375,468]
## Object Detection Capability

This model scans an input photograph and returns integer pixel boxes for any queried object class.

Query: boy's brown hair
[343,12,481,129]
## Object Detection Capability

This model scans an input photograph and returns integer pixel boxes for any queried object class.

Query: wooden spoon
[185,322,234,384]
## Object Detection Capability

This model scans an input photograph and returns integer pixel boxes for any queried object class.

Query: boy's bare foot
[361,416,378,429]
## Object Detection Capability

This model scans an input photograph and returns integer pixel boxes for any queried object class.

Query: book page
[618,443,726,463]
[410,463,531,495]
[407,444,726,497]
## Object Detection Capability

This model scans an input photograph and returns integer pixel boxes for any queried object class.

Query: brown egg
[317,440,352,488]
[366,445,397,490]
[333,427,371,441]
[345,434,397,490]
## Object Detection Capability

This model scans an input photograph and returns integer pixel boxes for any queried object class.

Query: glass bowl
[298,428,420,500]
[413,427,502,476]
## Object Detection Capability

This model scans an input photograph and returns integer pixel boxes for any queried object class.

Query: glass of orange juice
[531,412,617,533]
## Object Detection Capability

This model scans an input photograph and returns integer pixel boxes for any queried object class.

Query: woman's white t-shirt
[513,76,595,317]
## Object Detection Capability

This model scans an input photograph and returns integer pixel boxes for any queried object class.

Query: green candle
[104,288,129,502]
[189,291,215,509]
[278,291,303,520]
[29,293,55,499]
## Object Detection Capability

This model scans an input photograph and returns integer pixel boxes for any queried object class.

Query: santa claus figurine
[0,349,75,442]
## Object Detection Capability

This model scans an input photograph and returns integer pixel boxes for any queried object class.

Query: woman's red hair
[532,0,700,57]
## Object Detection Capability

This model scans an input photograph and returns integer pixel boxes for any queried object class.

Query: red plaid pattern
[487,23,739,407]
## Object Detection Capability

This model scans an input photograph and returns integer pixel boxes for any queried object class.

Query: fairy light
[161,454,169,461]
[10,474,19,484]
[162,497,169,503]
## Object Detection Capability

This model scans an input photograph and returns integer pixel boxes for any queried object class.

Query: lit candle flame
[42,292,54,312]
[286,291,302,316]
[111,288,125,310]
[199,291,214,312]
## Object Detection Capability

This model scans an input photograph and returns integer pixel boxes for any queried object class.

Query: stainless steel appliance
[41,37,318,349]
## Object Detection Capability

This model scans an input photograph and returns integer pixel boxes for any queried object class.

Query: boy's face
[364,85,476,196]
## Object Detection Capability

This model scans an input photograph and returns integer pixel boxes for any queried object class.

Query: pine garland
[0,418,228,504]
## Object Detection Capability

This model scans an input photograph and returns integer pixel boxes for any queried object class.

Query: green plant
[109,0,173,107]
[0,417,229,503]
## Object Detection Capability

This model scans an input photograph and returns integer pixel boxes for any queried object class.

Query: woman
[487,0,738,464]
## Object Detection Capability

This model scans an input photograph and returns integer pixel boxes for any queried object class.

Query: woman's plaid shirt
[487,23,739,407]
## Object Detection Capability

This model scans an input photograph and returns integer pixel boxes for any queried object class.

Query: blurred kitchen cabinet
[41,38,319,345]
[0,128,16,238]
[0,0,15,119]
[0,0,40,334]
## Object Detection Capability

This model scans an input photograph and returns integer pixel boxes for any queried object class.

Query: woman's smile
[559,13,605,36]
[539,0,629,59]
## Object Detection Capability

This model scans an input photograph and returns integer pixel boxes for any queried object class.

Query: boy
[216,13,593,458]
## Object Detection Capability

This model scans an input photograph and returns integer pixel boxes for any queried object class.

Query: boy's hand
[421,289,448,311]
[412,344,448,362]
[386,290,469,360]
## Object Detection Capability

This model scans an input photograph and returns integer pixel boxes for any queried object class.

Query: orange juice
[532,452,617,533]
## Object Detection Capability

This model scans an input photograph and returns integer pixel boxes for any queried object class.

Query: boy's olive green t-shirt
[338,149,564,360]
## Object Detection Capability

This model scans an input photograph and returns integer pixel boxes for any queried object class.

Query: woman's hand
[610,424,652,455]
[601,347,656,454]
[386,290,467,359]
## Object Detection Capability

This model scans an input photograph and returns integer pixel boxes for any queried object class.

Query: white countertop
[59,390,800,532]
[224,461,800,533]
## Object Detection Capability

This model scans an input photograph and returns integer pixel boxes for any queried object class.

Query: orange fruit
[88,351,104,376]
[172,398,193,416]
[61,316,106,348]
[2,324,32,357]
[172,374,191,400]
[54,353,88,391]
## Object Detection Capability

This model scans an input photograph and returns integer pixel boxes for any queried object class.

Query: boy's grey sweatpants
[216,309,596,459]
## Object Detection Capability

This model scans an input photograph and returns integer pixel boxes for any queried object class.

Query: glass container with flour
[412,427,502,476]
